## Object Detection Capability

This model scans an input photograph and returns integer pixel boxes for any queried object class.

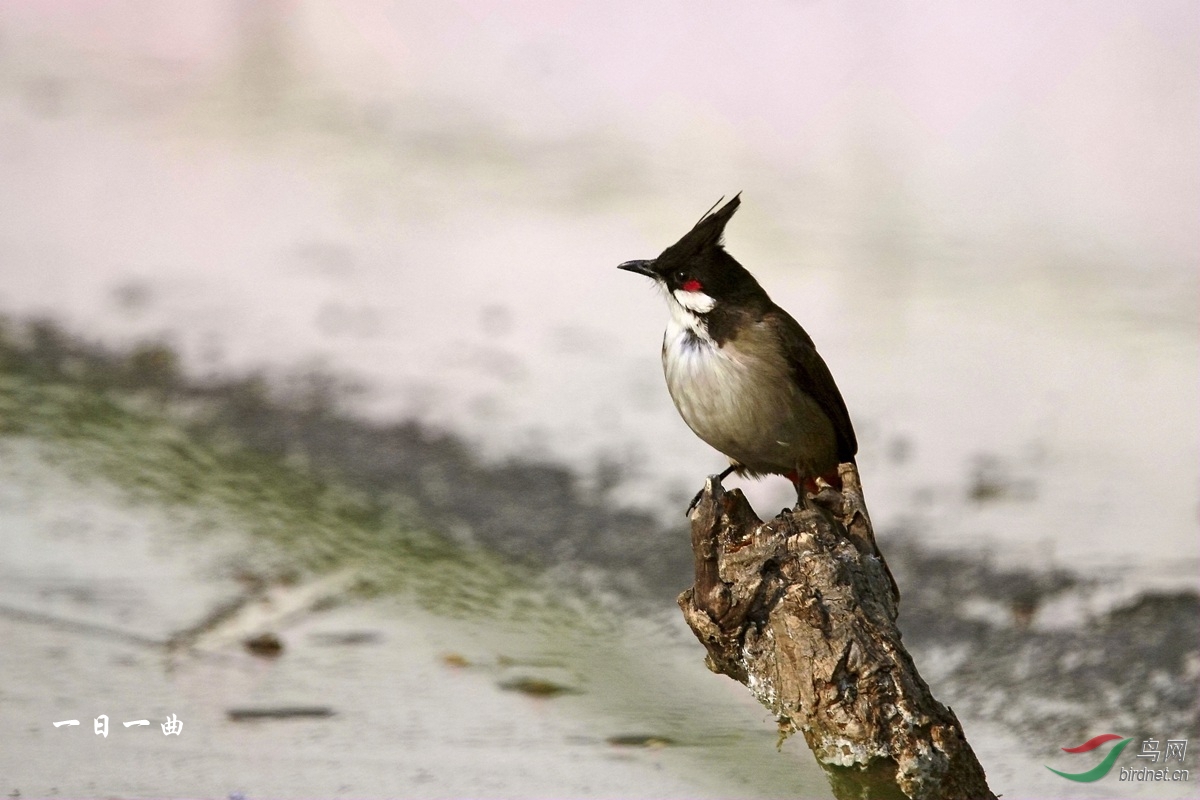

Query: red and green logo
[1046,734,1134,782]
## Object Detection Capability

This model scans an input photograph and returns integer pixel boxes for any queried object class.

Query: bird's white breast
[659,293,834,474]
[661,301,754,450]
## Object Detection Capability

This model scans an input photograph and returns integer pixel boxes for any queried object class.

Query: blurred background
[1,2,1196,798]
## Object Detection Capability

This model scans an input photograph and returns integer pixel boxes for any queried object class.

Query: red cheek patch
[681,279,704,292]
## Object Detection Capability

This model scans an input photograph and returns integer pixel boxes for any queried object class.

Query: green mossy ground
[0,317,555,623]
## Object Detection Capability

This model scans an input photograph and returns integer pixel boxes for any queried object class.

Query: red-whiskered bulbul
[619,194,858,514]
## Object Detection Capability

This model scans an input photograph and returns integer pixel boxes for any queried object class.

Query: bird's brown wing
[763,306,858,463]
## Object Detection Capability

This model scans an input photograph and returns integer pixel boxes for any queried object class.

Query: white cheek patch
[673,289,716,314]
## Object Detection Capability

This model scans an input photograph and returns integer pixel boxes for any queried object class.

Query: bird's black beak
[618,259,657,278]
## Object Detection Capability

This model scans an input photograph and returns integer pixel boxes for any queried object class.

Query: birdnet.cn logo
[1047,734,1190,783]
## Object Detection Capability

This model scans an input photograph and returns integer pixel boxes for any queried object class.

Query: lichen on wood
[678,464,996,800]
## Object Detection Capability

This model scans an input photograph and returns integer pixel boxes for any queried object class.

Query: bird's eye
[675,271,703,292]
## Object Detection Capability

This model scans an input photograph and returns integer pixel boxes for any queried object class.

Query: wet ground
[1,322,1196,798]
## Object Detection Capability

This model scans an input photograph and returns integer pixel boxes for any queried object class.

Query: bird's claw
[686,468,737,517]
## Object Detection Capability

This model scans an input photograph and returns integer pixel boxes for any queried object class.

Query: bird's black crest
[670,193,742,254]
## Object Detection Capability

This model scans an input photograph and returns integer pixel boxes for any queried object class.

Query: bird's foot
[685,466,738,517]
[784,471,818,511]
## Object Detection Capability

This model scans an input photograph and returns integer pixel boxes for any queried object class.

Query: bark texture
[678,464,996,800]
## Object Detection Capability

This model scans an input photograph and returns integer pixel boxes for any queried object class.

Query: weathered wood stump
[678,464,996,800]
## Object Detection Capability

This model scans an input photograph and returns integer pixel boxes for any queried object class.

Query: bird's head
[618,194,764,322]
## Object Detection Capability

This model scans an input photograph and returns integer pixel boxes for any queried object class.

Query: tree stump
[678,464,996,800]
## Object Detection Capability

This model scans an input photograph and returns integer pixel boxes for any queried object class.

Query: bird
[618,194,858,514]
